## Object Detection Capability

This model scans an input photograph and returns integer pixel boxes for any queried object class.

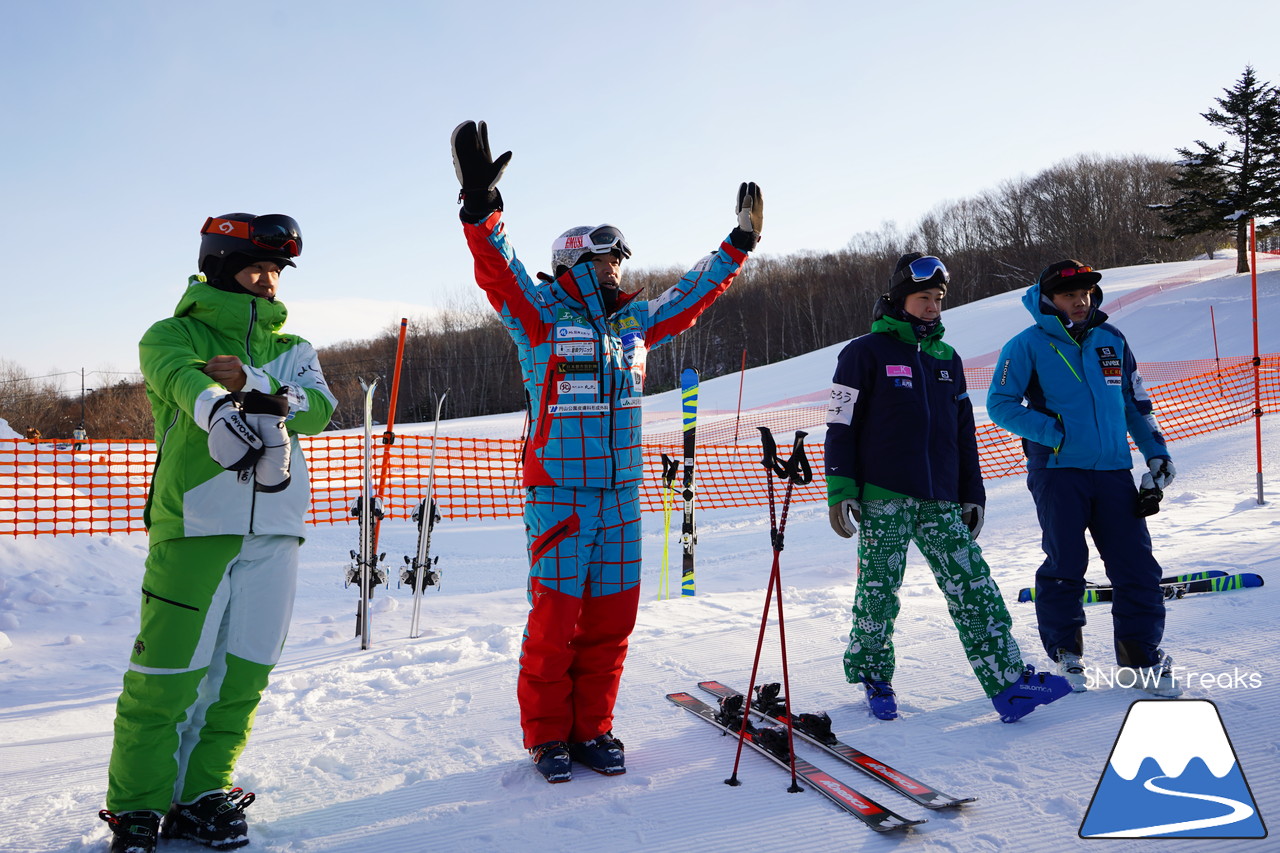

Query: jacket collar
[175,275,289,338]
[550,262,639,321]
[1022,282,1108,343]
[871,311,946,347]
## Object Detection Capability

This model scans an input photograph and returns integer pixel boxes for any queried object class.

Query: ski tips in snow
[347,383,451,647]
[405,389,449,639]
[349,379,383,650]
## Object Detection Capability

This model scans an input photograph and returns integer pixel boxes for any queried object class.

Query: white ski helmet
[550,224,632,275]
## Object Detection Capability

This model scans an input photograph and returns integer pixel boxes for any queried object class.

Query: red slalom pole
[372,318,409,551]
[1249,220,1265,505]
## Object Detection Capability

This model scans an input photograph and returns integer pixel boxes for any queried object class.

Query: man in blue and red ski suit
[451,120,762,780]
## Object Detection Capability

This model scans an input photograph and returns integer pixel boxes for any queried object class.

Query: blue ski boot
[862,677,898,720]
[992,666,1073,722]
[530,741,572,783]
[570,732,626,776]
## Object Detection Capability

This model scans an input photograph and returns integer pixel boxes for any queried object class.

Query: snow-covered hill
[2,257,1278,852]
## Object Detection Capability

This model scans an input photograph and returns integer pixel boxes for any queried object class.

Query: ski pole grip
[785,431,814,485]
[756,426,788,479]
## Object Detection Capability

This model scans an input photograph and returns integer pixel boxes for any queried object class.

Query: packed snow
[2,256,1278,852]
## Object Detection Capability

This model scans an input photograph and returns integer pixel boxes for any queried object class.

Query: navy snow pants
[1027,467,1167,668]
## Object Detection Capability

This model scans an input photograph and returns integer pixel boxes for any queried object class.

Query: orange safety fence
[2,355,1277,536]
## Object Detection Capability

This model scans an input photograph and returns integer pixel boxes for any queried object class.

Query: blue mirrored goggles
[905,256,949,284]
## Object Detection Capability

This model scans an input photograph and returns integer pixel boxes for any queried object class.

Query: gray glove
[729,181,763,251]
[1143,457,1175,491]
[961,503,985,539]
[241,389,292,492]
[207,394,264,472]
[828,499,860,538]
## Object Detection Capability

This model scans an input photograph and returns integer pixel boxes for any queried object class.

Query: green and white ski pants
[106,534,298,812]
[843,498,1024,698]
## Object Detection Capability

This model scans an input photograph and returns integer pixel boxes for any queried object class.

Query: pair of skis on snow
[659,367,699,599]
[1015,569,1264,604]
[345,370,449,649]
[668,680,975,833]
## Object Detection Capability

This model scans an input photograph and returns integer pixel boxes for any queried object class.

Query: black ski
[679,367,698,596]
[402,389,448,639]
[698,681,975,810]
[1018,571,1262,604]
[344,379,386,650]
[667,691,925,833]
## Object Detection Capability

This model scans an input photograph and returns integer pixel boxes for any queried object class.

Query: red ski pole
[725,428,812,792]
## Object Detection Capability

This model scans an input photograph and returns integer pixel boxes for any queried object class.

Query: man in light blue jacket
[988,260,1180,698]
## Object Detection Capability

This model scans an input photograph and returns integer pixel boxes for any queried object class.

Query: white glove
[1143,457,1176,491]
[206,394,264,471]
[241,389,292,492]
[828,499,860,538]
[961,503,985,539]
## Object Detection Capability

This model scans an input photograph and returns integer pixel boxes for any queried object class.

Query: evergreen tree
[1158,66,1280,273]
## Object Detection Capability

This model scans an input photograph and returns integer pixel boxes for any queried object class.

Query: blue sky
[2,0,1275,391]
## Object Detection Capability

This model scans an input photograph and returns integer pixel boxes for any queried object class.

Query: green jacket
[140,276,337,544]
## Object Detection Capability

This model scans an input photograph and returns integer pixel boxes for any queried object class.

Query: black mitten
[451,120,512,222]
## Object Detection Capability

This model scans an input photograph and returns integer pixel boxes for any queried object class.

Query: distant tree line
[0,361,150,442]
[7,132,1276,438]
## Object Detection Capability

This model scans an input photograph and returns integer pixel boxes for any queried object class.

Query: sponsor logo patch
[557,380,599,395]
[886,365,912,378]
[547,403,609,413]
[555,342,595,357]
[555,325,593,340]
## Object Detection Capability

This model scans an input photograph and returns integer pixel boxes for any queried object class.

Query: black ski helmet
[198,213,303,279]
[873,253,950,321]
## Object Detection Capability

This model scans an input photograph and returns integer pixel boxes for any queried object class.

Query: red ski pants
[518,486,641,747]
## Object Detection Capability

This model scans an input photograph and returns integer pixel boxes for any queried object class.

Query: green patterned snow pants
[843,497,1024,698]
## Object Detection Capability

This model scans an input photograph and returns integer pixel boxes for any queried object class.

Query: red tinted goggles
[201,214,302,258]
[1056,265,1093,278]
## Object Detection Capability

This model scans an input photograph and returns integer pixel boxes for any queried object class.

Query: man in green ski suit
[823,253,1072,724]
[99,213,336,853]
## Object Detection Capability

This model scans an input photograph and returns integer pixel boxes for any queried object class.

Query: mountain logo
[1080,700,1267,839]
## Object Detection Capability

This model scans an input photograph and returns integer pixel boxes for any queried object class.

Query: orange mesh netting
[2,356,1275,536]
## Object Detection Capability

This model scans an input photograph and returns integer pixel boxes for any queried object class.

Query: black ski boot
[98,809,161,853]
[160,787,255,849]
